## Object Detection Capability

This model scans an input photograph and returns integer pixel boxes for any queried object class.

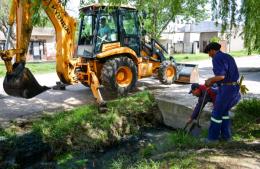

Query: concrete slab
[155,90,211,129]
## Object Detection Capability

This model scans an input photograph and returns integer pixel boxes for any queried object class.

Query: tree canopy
[211,0,260,54]
[81,0,260,53]
[1,0,259,53]
[80,0,208,39]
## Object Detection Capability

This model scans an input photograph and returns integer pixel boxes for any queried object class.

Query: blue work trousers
[208,85,241,140]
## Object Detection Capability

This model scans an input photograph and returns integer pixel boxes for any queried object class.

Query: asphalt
[0,55,259,127]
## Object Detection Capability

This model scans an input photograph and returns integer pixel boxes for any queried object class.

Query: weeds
[1,94,259,169]
[56,152,88,169]
[31,91,156,153]
[165,131,201,149]
[110,158,160,169]
[233,98,260,140]
[1,91,158,168]
[109,152,200,169]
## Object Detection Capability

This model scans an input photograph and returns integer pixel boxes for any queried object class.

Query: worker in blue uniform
[204,42,241,142]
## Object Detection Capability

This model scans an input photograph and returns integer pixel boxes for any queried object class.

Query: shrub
[233,98,260,139]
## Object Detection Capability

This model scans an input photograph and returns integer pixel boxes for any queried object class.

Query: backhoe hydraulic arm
[0,0,104,104]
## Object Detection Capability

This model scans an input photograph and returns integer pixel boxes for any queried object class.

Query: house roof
[32,27,55,37]
[189,21,222,33]
[163,21,222,33]
[0,27,55,41]
[80,3,136,11]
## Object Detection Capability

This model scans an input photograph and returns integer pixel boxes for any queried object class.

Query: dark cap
[189,83,200,94]
[204,42,221,53]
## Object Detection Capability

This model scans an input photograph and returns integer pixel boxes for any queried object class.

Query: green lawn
[172,50,258,62]
[0,62,56,77]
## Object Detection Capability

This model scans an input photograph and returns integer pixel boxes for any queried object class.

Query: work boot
[221,137,232,143]
[200,138,219,144]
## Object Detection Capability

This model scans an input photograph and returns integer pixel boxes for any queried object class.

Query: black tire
[158,61,177,84]
[101,57,138,95]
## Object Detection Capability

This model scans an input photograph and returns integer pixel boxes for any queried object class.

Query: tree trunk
[152,7,158,39]
[0,19,15,48]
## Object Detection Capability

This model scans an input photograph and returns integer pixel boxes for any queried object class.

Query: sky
[66,0,81,17]
[65,0,242,21]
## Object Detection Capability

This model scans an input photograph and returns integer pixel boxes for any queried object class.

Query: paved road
[0,55,259,126]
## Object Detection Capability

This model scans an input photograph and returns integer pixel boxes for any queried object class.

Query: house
[0,31,6,50]
[28,27,56,61]
[0,27,56,61]
[160,21,244,54]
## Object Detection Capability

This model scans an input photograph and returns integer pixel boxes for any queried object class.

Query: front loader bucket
[175,63,199,83]
[3,64,49,98]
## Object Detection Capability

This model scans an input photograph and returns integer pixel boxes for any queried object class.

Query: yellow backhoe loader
[0,0,199,105]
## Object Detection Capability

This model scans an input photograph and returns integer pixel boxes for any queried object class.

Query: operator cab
[77,4,141,58]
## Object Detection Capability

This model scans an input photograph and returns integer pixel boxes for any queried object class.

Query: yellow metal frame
[0,0,105,104]
[96,47,141,64]
[0,1,174,104]
[1,0,77,84]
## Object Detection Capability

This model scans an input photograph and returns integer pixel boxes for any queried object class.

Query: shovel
[184,90,208,137]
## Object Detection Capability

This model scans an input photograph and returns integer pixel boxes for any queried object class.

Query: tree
[31,0,70,26]
[3,0,259,53]
[80,0,208,39]
[0,0,15,48]
[0,0,70,48]
[1,0,207,43]
[211,0,260,54]
[210,36,221,43]
[136,0,208,39]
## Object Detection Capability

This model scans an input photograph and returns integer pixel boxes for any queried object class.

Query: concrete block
[156,95,212,129]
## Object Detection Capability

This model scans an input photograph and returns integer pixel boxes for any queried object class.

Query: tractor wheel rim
[116,66,133,87]
[166,66,175,79]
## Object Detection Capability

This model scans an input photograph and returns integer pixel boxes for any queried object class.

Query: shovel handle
[196,88,209,125]
[183,122,190,130]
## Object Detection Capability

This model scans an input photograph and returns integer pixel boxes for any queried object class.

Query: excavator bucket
[175,63,199,83]
[3,64,49,98]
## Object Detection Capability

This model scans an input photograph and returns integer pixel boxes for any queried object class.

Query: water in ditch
[0,126,173,169]
[84,126,172,169]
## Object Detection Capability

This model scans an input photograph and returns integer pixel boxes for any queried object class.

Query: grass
[111,130,207,169]
[31,91,156,152]
[0,61,56,77]
[1,94,259,168]
[107,98,260,169]
[109,157,161,169]
[233,98,260,140]
[172,53,209,62]
[55,152,88,169]
[108,152,201,169]
[0,91,157,168]
[171,50,259,62]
